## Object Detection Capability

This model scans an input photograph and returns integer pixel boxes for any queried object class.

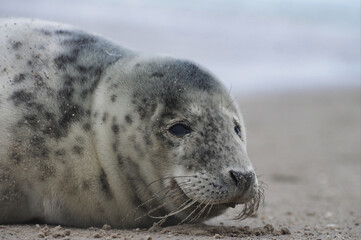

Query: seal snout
[229,170,255,192]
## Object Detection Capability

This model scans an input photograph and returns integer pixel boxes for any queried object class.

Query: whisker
[125,179,192,222]
[190,200,211,223]
[178,199,205,225]
[149,199,197,219]
[205,203,214,219]
[234,185,265,220]
[135,193,190,222]
[131,178,194,220]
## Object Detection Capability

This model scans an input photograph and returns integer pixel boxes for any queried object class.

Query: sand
[0,88,360,240]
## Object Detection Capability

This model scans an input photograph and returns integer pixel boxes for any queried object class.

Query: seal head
[96,57,262,225]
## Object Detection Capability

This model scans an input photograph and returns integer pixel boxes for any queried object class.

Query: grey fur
[0,19,261,228]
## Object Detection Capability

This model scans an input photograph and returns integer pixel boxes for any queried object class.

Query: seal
[0,18,263,228]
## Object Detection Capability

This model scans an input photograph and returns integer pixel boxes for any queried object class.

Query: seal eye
[234,125,241,138]
[169,123,192,137]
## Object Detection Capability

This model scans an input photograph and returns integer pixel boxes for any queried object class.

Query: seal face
[0,18,262,228]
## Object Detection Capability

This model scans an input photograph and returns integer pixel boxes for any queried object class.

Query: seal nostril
[229,170,243,186]
[229,170,239,185]
[229,170,255,190]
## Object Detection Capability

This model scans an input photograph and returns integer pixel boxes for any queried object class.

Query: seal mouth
[163,178,231,222]
[167,177,264,222]
[226,202,237,208]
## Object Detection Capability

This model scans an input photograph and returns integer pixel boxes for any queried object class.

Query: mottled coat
[0,19,260,228]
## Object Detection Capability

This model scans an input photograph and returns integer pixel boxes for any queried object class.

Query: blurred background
[1,0,360,94]
[1,1,360,239]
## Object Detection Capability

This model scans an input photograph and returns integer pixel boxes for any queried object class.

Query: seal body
[0,19,261,228]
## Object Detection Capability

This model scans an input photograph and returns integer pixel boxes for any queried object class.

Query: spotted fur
[0,19,261,228]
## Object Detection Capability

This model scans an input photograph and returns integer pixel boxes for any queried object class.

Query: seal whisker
[178,199,206,225]
[134,192,189,222]
[136,181,194,221]
[205,202,214,219]
[148,199,197,220]
[190,199,211,223]
[128,180,192,221]
[235,186,264,220]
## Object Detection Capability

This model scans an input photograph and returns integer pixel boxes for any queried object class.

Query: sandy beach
[1,88,359,240]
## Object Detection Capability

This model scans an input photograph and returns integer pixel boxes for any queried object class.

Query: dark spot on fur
[99,169,112,198]
[9,151,22,164]
[144,133,152,146]
[13,73,25,83]
[40,29,52,36]
[73,145,84,155]
[83,123,91,131]
[55,149,66,157]
[125,115,133,125]
[21,114,40,129]
[12,41,22,50]
[77,65,87,72]
[75,136,85,144]
[39,163,56,181]
[62,34,97,46]
[10,90,33,106]
[102,113,108,123]
[134,95,157,120]
[160,111,177,120]
[59,104,84,128]
[81,89,89,99]
[30,135,49,159]
[34,74,44,87]
[111,123,119,134]
[43,112,53,122]
[109,83,119,89]
[117,154,123,166]
[110,94,117,102]
[150,72,164,78]
[55,30,73,35]
[54,54,77,70]
[58,80,74,100]
[82,180,90,191]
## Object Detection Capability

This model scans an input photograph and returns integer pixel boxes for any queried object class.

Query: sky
[1,0,360,94]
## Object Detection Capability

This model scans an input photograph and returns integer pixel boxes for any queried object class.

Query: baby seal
[0,18,262,228]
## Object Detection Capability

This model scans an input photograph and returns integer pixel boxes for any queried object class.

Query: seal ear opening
[168,123,192,137]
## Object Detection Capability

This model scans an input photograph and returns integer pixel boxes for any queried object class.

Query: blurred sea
[1,0,360,94]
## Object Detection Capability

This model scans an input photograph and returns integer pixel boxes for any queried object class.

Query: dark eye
[234,125,241,138]
[169,123,192,137]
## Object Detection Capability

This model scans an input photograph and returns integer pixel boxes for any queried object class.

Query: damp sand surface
[0,88,360,240]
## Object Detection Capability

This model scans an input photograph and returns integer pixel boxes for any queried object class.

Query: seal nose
[229,170,255,191]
